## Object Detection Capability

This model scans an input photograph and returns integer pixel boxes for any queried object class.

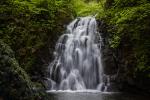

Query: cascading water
[47,16,108,91]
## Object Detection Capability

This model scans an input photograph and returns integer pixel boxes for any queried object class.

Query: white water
[47,16,107,91]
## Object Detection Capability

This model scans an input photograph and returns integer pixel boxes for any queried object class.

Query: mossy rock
[0,40,36,99]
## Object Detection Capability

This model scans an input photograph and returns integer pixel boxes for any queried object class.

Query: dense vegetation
[99,0,150,92]
[0,0,74,99]
[0,0,150,99]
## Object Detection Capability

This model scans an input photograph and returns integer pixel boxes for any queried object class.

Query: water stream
[47,16,108,91]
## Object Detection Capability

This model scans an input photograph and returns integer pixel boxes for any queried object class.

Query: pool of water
[48,90,149,100]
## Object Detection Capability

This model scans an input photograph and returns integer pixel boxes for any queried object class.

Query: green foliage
[99,0,150,80]
[0,0,74,75]
[109,34,120,48]
[0,40,49,99]
[0,0,74,99]
[71,0,104,16]
[0,40,34,99]
[113,0,149,8]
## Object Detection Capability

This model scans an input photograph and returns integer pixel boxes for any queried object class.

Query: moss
[0,40,35,99]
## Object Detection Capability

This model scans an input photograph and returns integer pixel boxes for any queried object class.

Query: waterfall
[47,16,107,91]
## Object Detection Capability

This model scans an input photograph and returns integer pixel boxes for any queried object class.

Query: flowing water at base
[48,91,149,100]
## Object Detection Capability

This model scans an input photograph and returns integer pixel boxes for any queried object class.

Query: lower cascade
[47,16,109,91]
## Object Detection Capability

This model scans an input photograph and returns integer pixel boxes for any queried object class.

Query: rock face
[97,20,133,92]
[97,19,150,94]
[96,20,120,92]
[97,21,131,92]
